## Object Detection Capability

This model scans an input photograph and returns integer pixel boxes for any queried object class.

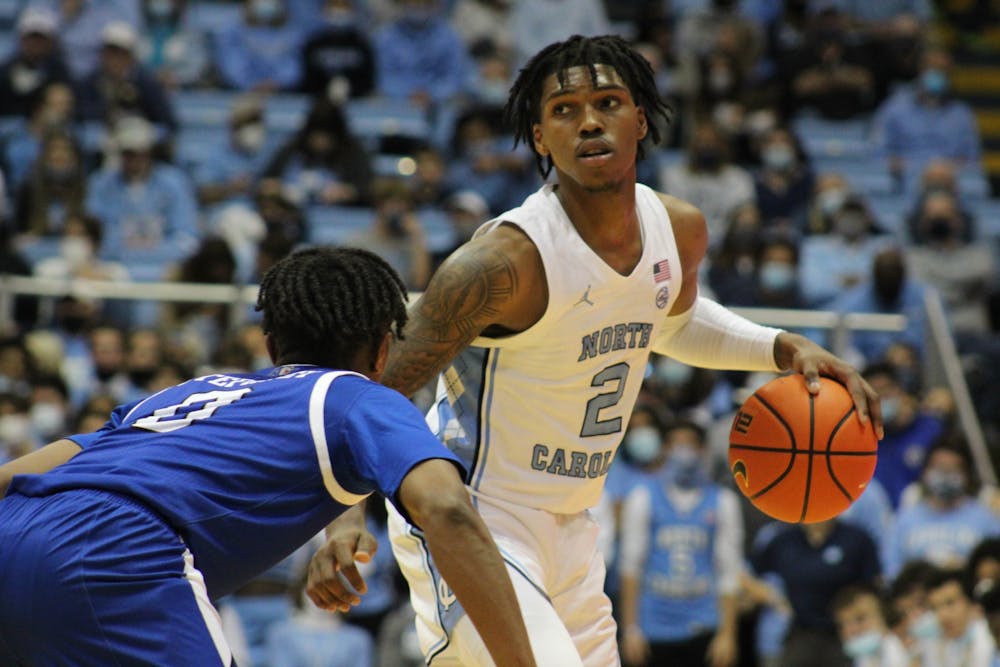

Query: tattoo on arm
[383,244,519,396]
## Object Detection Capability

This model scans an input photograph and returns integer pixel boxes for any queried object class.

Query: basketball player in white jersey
[307,35,884,666]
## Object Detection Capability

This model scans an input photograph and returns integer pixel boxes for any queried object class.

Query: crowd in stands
[1,0,1000,666]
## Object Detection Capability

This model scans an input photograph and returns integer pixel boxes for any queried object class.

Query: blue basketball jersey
[639,483,720,642]
[8,365,462,599]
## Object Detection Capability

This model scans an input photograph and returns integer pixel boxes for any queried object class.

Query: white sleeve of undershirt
[618,485,652,578]
[714,487,745,596]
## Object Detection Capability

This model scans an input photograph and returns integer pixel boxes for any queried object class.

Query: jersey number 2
[133,388,252,433]
[580,362,629,437]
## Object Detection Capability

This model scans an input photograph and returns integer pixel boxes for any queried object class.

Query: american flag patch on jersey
[652,259,671,283]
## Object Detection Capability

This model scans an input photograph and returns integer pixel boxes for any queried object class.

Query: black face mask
[128,367,157,387]
[927,216,954,241]
[693,149,722,172]
[94,366,119,382]
[874,274,903,305]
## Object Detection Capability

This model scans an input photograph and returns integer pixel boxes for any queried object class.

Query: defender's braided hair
[256,246,408,369]
[504,34,673,178]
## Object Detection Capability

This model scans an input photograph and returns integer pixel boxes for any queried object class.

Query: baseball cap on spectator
[114,116,156,152]
[18,8,57,36]
[101,21,137,53]
[446,190,489,218]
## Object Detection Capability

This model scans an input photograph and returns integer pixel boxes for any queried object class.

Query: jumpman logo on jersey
[575,285,594,307]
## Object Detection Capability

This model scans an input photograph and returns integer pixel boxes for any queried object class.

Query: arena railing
[0,275,992,485]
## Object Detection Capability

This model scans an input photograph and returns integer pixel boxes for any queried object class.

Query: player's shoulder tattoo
[416,240,520,343]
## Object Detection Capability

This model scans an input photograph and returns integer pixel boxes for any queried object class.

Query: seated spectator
[905,159,975,244]
[873,46,981,188]
[76,21,178,133]
[194,94,274,207]
[436,189,489,262]
[801,196,891,306]
[410,146,453,208]
[659,120,754,245]
[707,202,763,306]
[968,538,1000,598]
[831,583,909,667]
[26,0,142,81]
[374,0,474,109]
[447,106,536,214]
[806,172,852,235]
[864,362,947,508]
[824,248,928,365]
[263,99,372,206]
[25,374,71,446]
[252,179,307,247]
[886,560,939,660]
[786,9,876,119]
[752,233,807,309]
[300,0,375,99]
[754,126,814,231]
[0,8,70,118]
[346,179,431,290]
[922,567,997,667]
[674,0,763,91]
[34,213,129,286]
[468,40,516,110]
[14,129,87,239]
[0,337,35,400]
[0,393,34,460]
[3,81,76,190]
[214,0,304,92]
[884,439,1000,578]
[123,327,164,400]
[85,116,199,266]
[906,191,995,334]
[78,323,136,404]
[751,518,880,667]
[137,0,211,89]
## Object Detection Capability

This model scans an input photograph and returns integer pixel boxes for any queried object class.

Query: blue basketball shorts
[0,489,234,666]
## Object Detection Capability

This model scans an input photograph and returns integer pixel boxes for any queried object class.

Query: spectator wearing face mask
[0,9,70,118]
[374,0,474,109]
[832,584,909,667]
[754,127,814,232]
[619,420,742,667]
[824,248,928,365]
[14,129,87,239]
[906,190,995,334]
[801,196,891,307]
[863,362,947,509]
[214,0,305,92]
[26,375,70,446]
[884,439,1000,579]
[3,81,76,192]
[806,172,852,235]
[873,46,982,189]
[708,203,764,307]
[887,560,940,663]
[905,159,976,244]
[300,0,375,99]
[660,120,754,246]
[920,567,997,667]
[194,95,274,207]
[753,233,807,310]
[138,0,211,89]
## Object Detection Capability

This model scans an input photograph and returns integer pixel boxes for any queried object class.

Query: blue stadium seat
[970,199,1000,239]
[174,127,223,170]
[344,98,430,143]
[957,170,991,199]
[174,90,239,128]
[793,114,872,159]
[264,94,311,134]
[865,193,912,238]
[185,2,242,36]
[306,205,374,245]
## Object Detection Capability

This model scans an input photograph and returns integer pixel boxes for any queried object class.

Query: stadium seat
[306,205,374,245]
[970,199,1000,239]
[174,90,240,128]
[344,98,431,144]
[865,193,912,238]
[793,114,872,160]
[185,2,243,36]
[415,207,457,254]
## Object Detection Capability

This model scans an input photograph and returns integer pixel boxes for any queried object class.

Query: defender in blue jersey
[0,247,537,667]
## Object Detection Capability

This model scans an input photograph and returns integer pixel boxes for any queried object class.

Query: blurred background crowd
[1,0,1000,666]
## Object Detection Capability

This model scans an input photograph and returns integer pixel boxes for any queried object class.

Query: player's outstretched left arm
[397,459,537,667]
[652,192,883,439]
[0,439,81,498]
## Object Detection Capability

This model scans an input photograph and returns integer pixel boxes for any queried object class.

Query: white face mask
[61,236,94,268]
[29,402,66,439]
[0,414,31,447]
[623,426,662,466]
[843,630,883,658]
[235,123,266,152]
[911,611,940,641]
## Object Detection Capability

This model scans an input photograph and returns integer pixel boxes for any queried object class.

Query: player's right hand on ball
[306,524,378,612]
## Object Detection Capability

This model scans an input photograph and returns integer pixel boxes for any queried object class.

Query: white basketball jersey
[427,183,683,514]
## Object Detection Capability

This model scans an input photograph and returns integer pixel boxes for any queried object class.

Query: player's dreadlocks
[256,246,408,370]
[504,34,673,178]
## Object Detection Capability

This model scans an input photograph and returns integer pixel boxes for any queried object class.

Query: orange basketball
[729,374,878,524]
